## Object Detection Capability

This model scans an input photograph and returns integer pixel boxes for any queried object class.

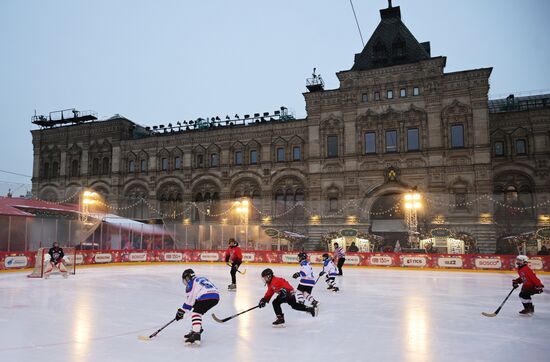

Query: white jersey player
[292,252,319,307]
[320,253,339,292]
[175,269,219,345]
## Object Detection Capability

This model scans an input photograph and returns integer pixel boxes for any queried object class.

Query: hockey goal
[27,247,77,278]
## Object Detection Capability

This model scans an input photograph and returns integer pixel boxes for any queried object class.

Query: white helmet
[516,255,529,266]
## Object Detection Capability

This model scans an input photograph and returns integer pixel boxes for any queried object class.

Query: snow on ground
[1,264,549,362]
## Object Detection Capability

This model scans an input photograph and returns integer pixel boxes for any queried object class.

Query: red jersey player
[513,255,544,316]
[224,238,242,291]
[257,268,318,326]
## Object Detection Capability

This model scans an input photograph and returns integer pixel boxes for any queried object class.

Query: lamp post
[404,189,422,248]
[234,198,249,247]
[80,190,100,223]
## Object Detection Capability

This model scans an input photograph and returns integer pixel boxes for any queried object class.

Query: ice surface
[1,264,549,362]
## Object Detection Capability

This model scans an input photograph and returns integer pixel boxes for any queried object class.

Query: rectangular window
[387,90,393,99]
[234,151,243,165]
[400,88,407,97]
[210,153,219,167]
[494,141,504,156]
[374,91,380,101]
[413,86,420,96]
[129,160,135,172]
[276,148,285,162]
[293,146,301,161]
[451,124,464,148]
[174,157,181,169]
[197,154,204,167]
[365,132,376,154]
[515,139,526,155]
[407,128,420,151]
[455,193,467,210]
[385,130,397,153]
[140,159,146,172]
[250,150,257,164]
[329,197,338,211]
[161,158,168,171]
[327,135,339,158]
[362,93,368,102]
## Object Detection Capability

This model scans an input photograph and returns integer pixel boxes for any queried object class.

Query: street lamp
[234,199,250,247]
[404,189,422,248]
[80,190,101,223]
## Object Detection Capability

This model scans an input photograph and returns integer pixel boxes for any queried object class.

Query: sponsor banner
[309,254,325,264]
[129,252,147,262]
[75,254,84,265]
[437,257,463,268]
[163,252,183,262]
[264,228,279,237]
[369,255,393,266]
[199,252,220,262]
[529,258,544,271]
[282,254,298,263]
[242,253,255,262]
[401,256,428,268]
[474,257,502,269]
[345,255,361,265]
[340,229,357,237]
[4,256,28,269]
[94,253,113,263]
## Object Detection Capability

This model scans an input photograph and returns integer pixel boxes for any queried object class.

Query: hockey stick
[228,263,247,275]
[138,318,177,340]
[212,305,259,323]
[481,286,517,317]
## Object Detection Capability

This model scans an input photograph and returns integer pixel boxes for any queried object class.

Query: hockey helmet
[516,255,529,267]
[297,251,308,262]
[322,253,330,261]
[228,238,238,247]
[182,269,196,286]
[53,241,59,247]
[261,268,274,283]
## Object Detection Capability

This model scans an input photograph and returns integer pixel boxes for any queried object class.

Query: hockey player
[224,238,243,291]
[513,255,544,316]
[292,252,319,307]
[319,253,339,292]
[175,269,219,345]
[258,268,318,326]
[44,242,68,279]
[333,242,346,275]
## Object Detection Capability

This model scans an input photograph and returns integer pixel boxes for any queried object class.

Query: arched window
[43,162,50,178]
[102,157,110,175]
[52,162,59,178]
[92,158,99,175]
[70,160,79,177]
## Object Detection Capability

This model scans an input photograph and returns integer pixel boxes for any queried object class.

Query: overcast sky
[0,0,549,197]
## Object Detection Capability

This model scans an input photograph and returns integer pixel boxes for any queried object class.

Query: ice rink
[1,263,549,362]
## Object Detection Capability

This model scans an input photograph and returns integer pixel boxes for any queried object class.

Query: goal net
[27,247,77,278]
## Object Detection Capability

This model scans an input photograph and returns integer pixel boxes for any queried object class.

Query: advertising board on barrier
[401,256,427,267]
[94,253,112,263]
[4,256,28,268]
[474,257,502,269]
[242,253,255,262]
[309,254,324,264]
[529,258,543,271]
[437,257,463,268]
[282,254,298,263]
[199,252,220,262]
[369,255,393,266]
[129,252,147,262]
[163,252,183,262]
[345,255,361,265]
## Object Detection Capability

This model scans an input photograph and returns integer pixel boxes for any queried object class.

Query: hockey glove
[175,308,185,321]
[258,298,267,308]
[534,286,544,294]
[292,272,300,279]
[279,288,288,299]
[512,280,520,289]
[319,271,326,277]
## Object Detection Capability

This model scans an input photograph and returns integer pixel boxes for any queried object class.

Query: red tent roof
[0,197,78,217]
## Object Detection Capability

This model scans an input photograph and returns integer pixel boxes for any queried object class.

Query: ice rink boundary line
[3,261,549,275]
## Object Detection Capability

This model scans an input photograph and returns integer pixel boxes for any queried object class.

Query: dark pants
[230,261,241,284]
[272,293,308,316]
[193,298,219,314]
[519,289,535,303]
[337,257,345,275]
[297,284,313,293]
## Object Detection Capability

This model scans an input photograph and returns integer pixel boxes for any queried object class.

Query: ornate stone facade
[30,4,550,252]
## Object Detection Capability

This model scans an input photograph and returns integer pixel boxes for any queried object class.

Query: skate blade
[185,341,201,346]
[272,324,285,328]
[481,312,497,317]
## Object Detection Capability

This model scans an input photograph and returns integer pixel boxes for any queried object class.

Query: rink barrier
[1,250,550,273]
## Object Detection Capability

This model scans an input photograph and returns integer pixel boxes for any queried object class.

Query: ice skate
[184,331,201,345]
[519,304,534,316]
[327,285,334,290]
[311,300,319,308]
[228,283,237,291]
[308,305,318,317]
[272,314,285,327]
[184,328,203,339]
[332,287,340,292]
